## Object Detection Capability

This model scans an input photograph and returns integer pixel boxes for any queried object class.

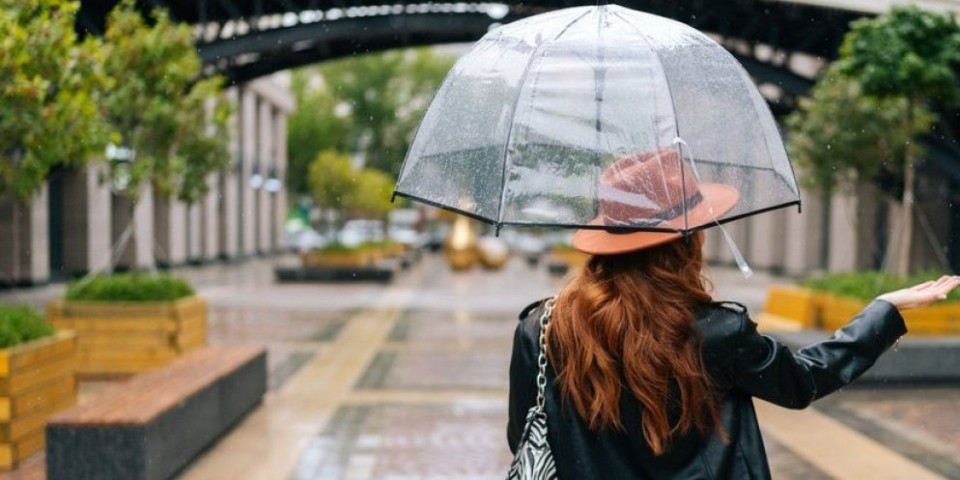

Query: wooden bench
[45,345,267,480]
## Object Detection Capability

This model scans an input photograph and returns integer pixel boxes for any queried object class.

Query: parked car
[339,219,385,247]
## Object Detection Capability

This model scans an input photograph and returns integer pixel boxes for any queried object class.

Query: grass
[0,305,54,349]
[65,274,195,302]
[801,270,960,303]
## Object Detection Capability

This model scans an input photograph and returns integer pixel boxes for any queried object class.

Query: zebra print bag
[507,298,558,480]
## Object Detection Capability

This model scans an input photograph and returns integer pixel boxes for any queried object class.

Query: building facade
[0,75,294,285]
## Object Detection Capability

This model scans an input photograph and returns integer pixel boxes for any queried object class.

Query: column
[258,100,273,254]
[202,172,219,261]
[274,112,289,252]
[153,197,188,267]
[239,86,258,256]
[0,188,50,285]
[827,190,859,273]
[61,164,112,276]
[783,192,825,276]
[218,87,240,260]
[112,184,154,271]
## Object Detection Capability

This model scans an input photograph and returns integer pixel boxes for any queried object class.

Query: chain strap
[535,297,556,413]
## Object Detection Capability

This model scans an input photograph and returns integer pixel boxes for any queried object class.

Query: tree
[308,150,357,211]
[308,149,396,226]
[835,6,960,274]
[0,0,111,200]
[102,0,230,204]
[785,70,932,196]
[347,169,395,219]
[287,72,353,197]
[288,47,455,193]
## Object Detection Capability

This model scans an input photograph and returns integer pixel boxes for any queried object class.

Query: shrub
[65,274,195,302]
[314,242,363,253]
[801,271,960,303]
[0,306,54,349]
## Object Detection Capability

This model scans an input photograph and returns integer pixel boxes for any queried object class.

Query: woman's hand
[877,275,960,311]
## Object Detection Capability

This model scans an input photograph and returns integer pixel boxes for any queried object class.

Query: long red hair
[548,232,722,455]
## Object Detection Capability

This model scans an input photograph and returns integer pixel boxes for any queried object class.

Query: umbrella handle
[673,137,754,279]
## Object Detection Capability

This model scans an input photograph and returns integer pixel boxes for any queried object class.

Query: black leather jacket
[508,299,906,479]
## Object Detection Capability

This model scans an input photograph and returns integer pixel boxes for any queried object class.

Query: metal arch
[198,12,498,63]
[219,14,497,83]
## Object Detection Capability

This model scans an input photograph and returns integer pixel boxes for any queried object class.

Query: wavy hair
[548,232,723,455]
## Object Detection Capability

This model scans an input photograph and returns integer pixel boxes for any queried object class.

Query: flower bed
[47,275,206,376]
[0,306,76,468]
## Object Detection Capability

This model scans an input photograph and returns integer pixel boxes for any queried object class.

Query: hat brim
[572,184,740,256]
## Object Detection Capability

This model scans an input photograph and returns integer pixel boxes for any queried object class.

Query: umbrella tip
[391,191,397,204]
[495,224,502,237]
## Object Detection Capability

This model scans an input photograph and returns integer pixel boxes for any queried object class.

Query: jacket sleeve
[507,317,537,453]
[731,299,906,409]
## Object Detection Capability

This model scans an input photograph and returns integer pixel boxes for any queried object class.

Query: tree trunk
[895,102,917,276]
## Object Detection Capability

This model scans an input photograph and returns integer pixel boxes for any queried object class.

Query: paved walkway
[2,254,959,479]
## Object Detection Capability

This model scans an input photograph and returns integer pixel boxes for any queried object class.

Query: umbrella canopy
[394,4,800,236]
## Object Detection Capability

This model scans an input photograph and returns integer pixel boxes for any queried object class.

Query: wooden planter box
[0,331,77,469]
[761,285,821,329]
[47,297,207,376]
[820,293,960,335]
[301,250,371,268]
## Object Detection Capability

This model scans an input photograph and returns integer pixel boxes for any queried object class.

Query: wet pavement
[1,253,959,479]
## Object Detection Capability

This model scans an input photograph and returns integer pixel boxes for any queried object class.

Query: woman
[507,153,960,479]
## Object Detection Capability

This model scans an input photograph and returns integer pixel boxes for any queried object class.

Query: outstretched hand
[877,275,960,311]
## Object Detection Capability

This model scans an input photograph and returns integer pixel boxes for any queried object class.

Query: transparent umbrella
[394,4,800,252]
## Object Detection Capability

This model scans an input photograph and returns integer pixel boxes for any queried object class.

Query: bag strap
[535,297,556,414]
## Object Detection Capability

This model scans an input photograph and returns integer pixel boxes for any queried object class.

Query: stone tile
[816,388,960,478]
[355,350,510,391]
[763,432,831,479]
[291,401,512,480]
[388,310,515,345]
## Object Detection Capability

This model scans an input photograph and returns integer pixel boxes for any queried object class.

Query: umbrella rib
[494,9,594,232]
[611,9,691,232]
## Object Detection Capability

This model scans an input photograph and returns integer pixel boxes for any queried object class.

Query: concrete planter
[47,297,207,376]
[0,331,77,468]
[761,285,822,328]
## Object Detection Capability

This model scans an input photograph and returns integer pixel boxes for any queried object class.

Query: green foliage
[315,242,363,253]
[785,69,932,194]
[837,6,960,105]
[308,150,358,209]
[65,274,195,302]
[347,169,395,218]
[0,305,54,349]
[288,74,353,196]
[307,150,395,217]
[802,270,960,302]
[0,0,113,199]
[287,48,455,194]
[102,1,230,203]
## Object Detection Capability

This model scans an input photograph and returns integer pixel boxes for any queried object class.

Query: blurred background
[1,0,960,479]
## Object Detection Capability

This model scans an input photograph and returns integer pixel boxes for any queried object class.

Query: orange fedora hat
[572,149,739,255]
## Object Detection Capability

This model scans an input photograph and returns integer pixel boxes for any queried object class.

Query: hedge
[65,274,195,302]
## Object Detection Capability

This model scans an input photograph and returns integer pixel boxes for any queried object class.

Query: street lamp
[106,143,135,192]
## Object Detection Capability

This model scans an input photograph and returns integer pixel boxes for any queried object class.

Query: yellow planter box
[301,251,371,268]
[761,285,821,329]
[819,294,960,335]
[550,249,589,269]
[0,331,77,469]
[47,297,207,376]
